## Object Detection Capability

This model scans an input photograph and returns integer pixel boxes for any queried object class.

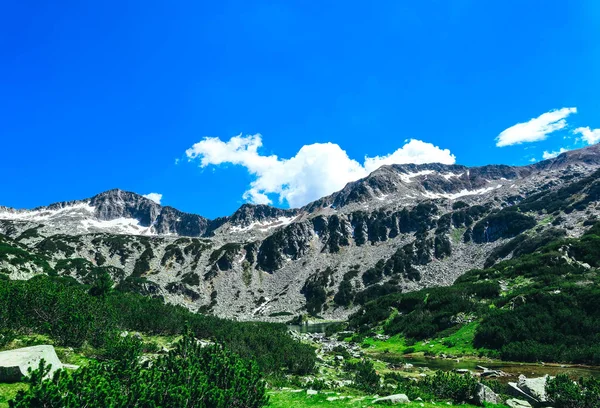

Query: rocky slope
[1,144,599,321]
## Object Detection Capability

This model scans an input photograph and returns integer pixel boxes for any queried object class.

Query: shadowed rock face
[0,144,599,321]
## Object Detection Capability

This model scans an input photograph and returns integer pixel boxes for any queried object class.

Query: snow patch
[0,202,95,222]
[229,216,296,233]
[422,185,503,200]
[398,170,434,183]
[80,218,156,236]
[441,172,463,180]
[0,202,159,236]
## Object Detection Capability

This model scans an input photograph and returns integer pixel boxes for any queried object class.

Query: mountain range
[1,144,599,320]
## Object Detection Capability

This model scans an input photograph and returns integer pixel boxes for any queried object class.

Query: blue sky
[1,1,599,218]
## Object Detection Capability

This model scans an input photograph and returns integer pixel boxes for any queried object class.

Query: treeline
[348,222,600,364]
[0,275,315,375]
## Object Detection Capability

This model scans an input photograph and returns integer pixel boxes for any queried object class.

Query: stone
[0,345,63,383]
[517,374,550,402]
[508,382,538,405]
[475,383,502,405]
[306,389,318,395]
[373,394,410,404]
[506,398,533,408]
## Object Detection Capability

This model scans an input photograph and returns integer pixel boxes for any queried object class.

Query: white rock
[0,345,63,382]
[372,393,410,404]
[506,398,533,408]
[517,374,550,402]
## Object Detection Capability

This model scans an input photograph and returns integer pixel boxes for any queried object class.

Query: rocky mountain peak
[89,189,161,226]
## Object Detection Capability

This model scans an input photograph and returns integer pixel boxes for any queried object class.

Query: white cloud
[363,139,455,172]
[185,134,456,207]
[542,148,568,160]
[573,126,600,145]
[143,193,163,204]
[496,107,577,147]
[529,158,537,163]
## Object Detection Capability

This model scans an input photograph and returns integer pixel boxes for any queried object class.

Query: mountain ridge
[0,143,599,321]
[3,143,599,236]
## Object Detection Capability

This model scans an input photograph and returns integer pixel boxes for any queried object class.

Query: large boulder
[0,345,63,383]
[475,383,502,405]
[373,394,410,404]
[517,374,549,402]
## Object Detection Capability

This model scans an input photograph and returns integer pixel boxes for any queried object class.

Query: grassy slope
[363,321,484,357]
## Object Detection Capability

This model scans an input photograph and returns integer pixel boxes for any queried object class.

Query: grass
[268,390,507,407]
[0,383,28,408]
[362,322,485,358]
[451,227,466,244]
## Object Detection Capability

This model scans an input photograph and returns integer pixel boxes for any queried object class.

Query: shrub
[418,371,478,403]
[10,331,269,408]
[546,374,600,408]
[353,359,380,393]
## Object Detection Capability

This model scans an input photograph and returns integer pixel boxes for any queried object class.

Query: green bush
[10,332,269,408]
[415,371,478,403]
[546,374,600,408]
[352,359,380,393]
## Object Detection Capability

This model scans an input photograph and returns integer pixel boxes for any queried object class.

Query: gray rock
[373,394,410,404]
[518,374,550,402]
[508,382,539,405]
[506,399,533,408]
[0,345,63,383]
[475,383,502,405]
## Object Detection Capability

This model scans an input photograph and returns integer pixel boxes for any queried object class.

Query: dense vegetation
[0,275,315,375]
[546,374,600,408]
[349,222,600,364]
[344,362,486,406]
[10,331,268,407]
